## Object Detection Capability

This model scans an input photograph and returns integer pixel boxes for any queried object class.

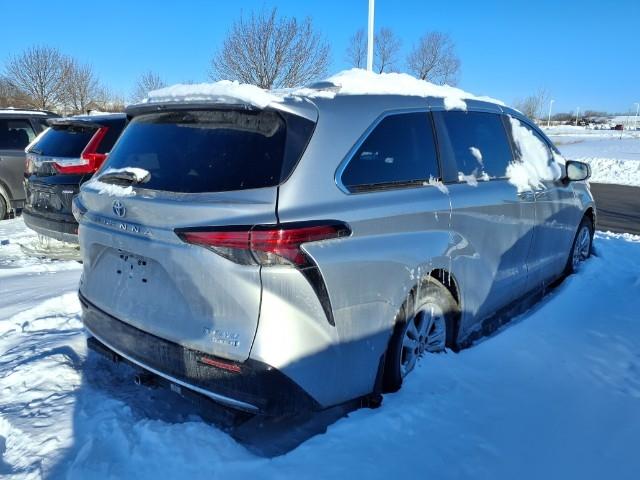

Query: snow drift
[1,218,640,479]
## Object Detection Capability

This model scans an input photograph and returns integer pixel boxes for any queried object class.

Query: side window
[0,119,36,150]
[508,116,553,163]
[506,117,562,185]
[341,112,439,192]
[436,111,513,181]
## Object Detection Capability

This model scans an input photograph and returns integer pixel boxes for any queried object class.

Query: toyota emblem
[112,200,126,218]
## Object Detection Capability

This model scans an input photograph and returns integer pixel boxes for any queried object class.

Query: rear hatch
[25,116,125,219]
[77,106,316,361]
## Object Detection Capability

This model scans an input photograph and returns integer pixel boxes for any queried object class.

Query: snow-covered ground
[1,218,640,479]
[545,126,640,186]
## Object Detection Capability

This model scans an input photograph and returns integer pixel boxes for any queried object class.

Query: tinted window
[96,119,126,154]
[341,112,439,191]
[0,119,36,149]
[102,109,313,193]
[437,111,513,181]
[29,125,97,157]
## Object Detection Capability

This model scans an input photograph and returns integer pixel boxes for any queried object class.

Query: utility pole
[367,0,375,72]
[547,99,555,128]
[634,102,639,131]
[575,107,580,127]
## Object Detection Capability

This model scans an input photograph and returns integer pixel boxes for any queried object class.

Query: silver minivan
[75,80,595,415]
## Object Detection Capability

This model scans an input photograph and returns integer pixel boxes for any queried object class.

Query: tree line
[1,8,461,113]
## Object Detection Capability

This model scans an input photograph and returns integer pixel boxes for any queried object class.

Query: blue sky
[1,0,638,113]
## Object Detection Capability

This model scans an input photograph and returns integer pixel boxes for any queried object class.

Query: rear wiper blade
[98,170,150,186]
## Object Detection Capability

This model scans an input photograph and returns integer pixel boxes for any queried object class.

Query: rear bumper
[79,293,320,416]
[22,209,78,243]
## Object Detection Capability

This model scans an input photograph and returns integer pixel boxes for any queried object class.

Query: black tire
[564,215,594,275]
[0,194,7,221]
[382,278,459,393]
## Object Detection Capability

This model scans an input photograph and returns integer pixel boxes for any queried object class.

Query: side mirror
[565,160,591,182]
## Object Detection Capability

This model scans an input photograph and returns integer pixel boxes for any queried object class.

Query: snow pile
[507,117,562,191]
[145,81,279,109]
[581,157,640,186]
[549,135,640,187]
[2,218,640,478]
[295,69,504,108]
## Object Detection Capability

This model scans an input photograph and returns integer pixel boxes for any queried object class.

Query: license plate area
[116,250,151,285]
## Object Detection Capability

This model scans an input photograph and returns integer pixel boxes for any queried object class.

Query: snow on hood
[144,81,280,109]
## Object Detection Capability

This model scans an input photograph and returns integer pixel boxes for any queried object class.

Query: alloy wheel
[572,225,591,270]
[400,303,446,377]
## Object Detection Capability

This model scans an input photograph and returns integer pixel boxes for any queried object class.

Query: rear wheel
[565,216,593,274]
[383,278,458,392]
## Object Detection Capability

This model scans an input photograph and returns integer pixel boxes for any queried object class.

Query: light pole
[547,99,555,128]
[634,102,639,131]
[366,0,375,72]
[575,107,580,127]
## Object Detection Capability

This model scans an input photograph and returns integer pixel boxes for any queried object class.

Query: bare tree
[210,8,330,89]
[90,86,125,112]
[514,89,549,120]
[407,32,461,85]
[131,71,166,102]
[0,76,33,108]
[4,45,70,110]
[345,29,367,68]
[63,60,101,114]
[375,28,401,73]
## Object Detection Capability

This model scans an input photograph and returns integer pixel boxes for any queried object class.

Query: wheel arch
[584,206,595,228]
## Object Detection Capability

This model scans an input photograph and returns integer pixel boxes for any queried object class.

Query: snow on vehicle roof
[0,109,49,116]
[144,80,280,109]
[141,69,505,111]
[292,69,505,108]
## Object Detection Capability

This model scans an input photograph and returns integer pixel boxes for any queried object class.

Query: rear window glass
[0,119,36,149]
[102,109,314,193]
[96,120,126,154]
[436,111,513,181]
[29,125,97,157]
[341,112,439,192]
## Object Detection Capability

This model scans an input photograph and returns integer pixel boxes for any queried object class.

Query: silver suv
[75,82,595,415]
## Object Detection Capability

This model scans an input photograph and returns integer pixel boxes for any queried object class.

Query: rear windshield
[102,109,314,193]
[29,125,97,157]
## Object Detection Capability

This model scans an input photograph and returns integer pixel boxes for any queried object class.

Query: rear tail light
[177,221,350,326]
[53,127,109,174]
[177,222,350,267]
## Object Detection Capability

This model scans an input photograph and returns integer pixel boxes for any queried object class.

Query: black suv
[23,113,126,242]
[0,108,58,219]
